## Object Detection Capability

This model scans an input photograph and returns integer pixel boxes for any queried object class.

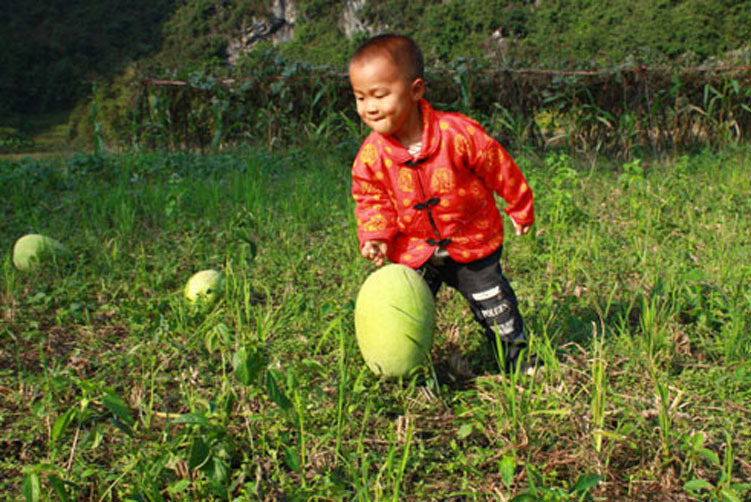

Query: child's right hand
[362,240,388,267]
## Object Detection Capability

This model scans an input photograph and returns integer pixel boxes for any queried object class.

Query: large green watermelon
[184,269,225,305]
[12,234,68,271]
[354,264,435,377]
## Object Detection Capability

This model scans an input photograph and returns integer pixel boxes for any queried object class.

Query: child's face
[349,55,425,143]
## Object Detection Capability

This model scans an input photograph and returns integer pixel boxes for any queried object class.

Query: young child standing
[349,34,537,373]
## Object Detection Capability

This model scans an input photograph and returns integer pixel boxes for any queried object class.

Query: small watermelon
[354,264,435,377]
[12,234,69,271]
[184,269,225,304]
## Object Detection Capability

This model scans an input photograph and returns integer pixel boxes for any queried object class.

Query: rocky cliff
[226,0,378,65]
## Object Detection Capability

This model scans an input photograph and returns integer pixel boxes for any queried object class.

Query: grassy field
[1,144,750,501]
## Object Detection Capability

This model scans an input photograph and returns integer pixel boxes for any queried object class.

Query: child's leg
[449,247,528,370]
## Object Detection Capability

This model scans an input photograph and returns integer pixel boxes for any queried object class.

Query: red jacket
[352,99,534,268]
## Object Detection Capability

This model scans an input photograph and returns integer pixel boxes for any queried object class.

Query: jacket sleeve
[464,124,535,227]
[351,150,398,250]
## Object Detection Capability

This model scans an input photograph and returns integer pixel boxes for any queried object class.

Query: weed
[2,145,751,500]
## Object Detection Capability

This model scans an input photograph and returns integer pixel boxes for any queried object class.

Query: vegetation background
[2,1,751,501]
[2,0,750,152]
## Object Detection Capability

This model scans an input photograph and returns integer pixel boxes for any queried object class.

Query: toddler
[349,34,537,373]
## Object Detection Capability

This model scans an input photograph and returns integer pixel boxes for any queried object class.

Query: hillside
[0,0,175,116]
[2,0,750,149]
[107,0,751,74]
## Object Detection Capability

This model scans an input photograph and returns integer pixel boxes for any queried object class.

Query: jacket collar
[379,99,440,165]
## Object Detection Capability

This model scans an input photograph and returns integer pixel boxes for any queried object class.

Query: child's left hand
[512,220,532,236]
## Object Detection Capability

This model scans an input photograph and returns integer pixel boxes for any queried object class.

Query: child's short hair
[351,34,424,81]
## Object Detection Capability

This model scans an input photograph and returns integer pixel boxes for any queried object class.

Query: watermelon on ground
[12,234,69,271]
[354,264,435,377]
[184,269,225,304]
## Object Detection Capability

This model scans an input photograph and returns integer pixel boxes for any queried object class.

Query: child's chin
[370,123,394,135]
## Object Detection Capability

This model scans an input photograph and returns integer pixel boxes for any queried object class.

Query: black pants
[419,246,527,368]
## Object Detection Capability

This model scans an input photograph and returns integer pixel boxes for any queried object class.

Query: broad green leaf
[684,479,714,491]
[573,473,602,493]
[233,347,264,386]
[221,390,237,417]
[23,472,41,502]
[103,393,134,426]
[720,489,742,502]
[90,424,104,449]
[207,456,229,485]
[171,413,210,427]
[266,370,292,411]
[457,423,473,440]
[52,407,76,443]
[188,437,210,471]
[500,455,516,488]
[214,322,231,338]
[301,358,325,372]
[284,445,301,473]
[48,475,69,502]
[699,447,720,466]
[167,479,191,495]
[109,417,133,436]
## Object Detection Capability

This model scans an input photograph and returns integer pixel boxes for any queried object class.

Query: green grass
[2,144,750,501]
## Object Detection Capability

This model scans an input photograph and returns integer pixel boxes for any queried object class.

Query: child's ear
[411,78,426,100]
